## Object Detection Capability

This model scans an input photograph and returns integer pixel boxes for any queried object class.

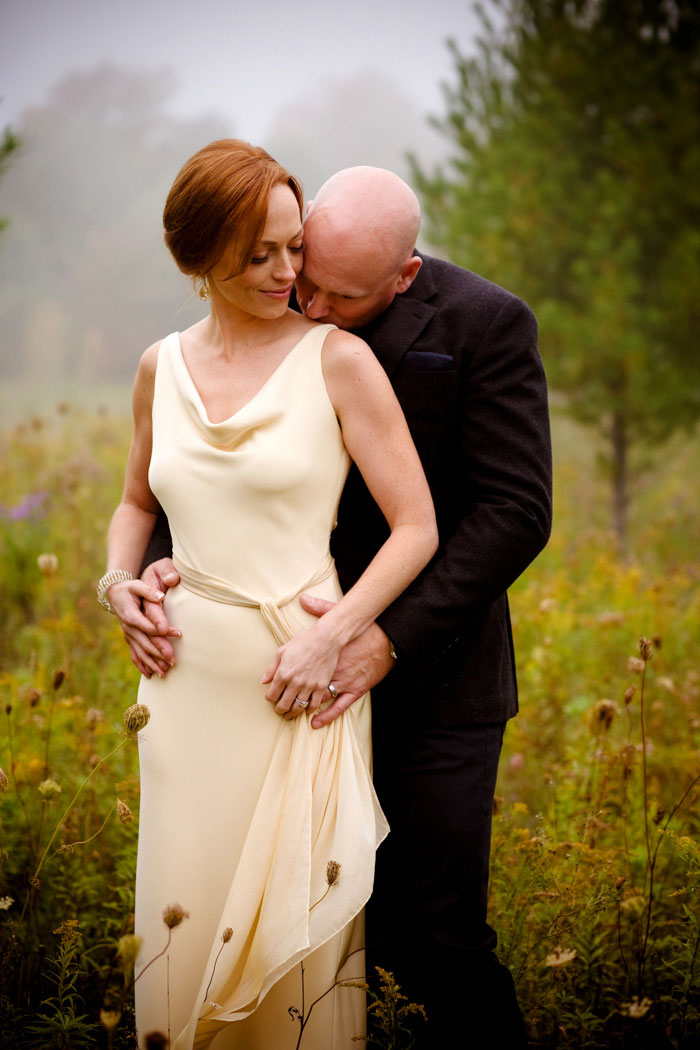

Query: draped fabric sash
[170,555,389,1050]
[172,552,336,648]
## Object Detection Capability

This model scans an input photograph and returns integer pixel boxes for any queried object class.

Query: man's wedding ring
[328,683,339,700]
[294,696,310,708]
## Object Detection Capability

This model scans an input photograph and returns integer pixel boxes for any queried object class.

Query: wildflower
[86,707,104,729]
[545,946,577,968]
[589,699,618,732]
[222,927,233,943]
[123,703,150,735]
[38,778,62,799]
[163,903,189,929]
[508,753,525,772]
[627,657,646,674]
[52,669,65,691]
[326,860,341,887]
[27,688,42,707]
[4,491,48,522]
[0,896,14,910]
[37,552,58,575]
[116,798,133,824]
[117,934,143,974]
[538,597,556,612]
[100,1008,121,1030]
[638,637,654,662]
[0,768,8,791]
[624,685,636,705]
[621,997,652,1019]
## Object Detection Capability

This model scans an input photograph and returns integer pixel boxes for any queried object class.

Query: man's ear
[304,199,315,220]
[396,255,422,294]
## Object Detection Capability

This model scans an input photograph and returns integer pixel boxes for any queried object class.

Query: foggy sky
[1,0,481,144]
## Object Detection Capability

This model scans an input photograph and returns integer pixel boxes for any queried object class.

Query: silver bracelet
[97,569,134,613]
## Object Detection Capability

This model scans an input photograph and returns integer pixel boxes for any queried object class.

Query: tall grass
[0,401,698,1047]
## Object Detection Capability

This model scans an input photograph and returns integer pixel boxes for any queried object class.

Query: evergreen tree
[414,0,700,549]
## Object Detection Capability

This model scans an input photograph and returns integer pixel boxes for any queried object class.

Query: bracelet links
[97,569,134,614]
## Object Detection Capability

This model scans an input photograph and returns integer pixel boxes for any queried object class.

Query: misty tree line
[2,0,699,545]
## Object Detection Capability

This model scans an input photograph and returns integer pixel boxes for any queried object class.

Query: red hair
[163,139,303,278]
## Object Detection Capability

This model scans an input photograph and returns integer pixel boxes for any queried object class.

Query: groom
[132,167,552,1046]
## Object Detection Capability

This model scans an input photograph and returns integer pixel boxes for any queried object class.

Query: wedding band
[294,696,310,708]
[328,683,339,700]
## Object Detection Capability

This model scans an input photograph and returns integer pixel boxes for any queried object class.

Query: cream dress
[134,324,388,1050]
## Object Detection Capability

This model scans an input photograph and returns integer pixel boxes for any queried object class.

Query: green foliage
[0,126,20,238]
[0,404,698,1046]
[350,967,427,1048]
[413,0,700,543]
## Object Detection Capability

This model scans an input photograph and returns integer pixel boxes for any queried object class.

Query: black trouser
[367,717,527,1049]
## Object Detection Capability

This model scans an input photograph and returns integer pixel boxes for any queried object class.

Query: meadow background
[2,1,700,1047]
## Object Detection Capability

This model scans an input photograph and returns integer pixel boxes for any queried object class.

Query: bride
[101,139,437,1049]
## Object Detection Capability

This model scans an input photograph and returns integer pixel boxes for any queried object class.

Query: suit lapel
[361,254,438,377]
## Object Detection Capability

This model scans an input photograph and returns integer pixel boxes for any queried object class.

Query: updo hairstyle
[163,139,303,280]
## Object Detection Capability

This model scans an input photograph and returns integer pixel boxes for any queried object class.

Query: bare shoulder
[321,328,379,379]
[132,339,163,415]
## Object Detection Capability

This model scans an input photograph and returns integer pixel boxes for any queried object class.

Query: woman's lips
[262,286,292,300]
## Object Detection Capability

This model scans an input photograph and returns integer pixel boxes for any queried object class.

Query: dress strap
[172,553,336,647]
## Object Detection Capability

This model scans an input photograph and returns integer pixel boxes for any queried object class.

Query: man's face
[295,218,401,330]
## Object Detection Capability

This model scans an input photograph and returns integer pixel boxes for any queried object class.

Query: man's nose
[304,292,330,319]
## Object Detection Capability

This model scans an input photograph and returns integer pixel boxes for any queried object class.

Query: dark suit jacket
[333,254,552,726]
[144,253,552,727]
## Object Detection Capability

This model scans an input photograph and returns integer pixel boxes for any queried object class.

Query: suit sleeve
[139,508,173,575]
[376,295,552,666]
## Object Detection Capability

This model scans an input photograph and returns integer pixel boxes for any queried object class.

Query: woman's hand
[107,579,173,679]
[261,625,341,720]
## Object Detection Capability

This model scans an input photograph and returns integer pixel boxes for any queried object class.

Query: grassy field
[0,400,698,1048]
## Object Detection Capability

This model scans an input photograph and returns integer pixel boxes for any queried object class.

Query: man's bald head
[296,166,423,330]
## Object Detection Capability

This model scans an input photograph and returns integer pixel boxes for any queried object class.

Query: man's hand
[298,594,396,728]
[119,558,181,679]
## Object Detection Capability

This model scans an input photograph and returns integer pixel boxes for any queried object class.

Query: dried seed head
[638,637,654,662]
[37,553,59,576]
[144,1033,169,1050]
[627,657,646,674]
[27,688,43,707]
[589,699,618,732]
[222,927,233,943]
[100,1008,122,1030]
[52,669,66,691]
[163,903,189,929]
[326,860,341,887]
[0,896,15,910]
[545,946,577,968]
[86,707,104,730]
[38,778,62,799]
[0,768,8,792]
[123,703,151,735]
[117,933,142,973]
[116,798,133,824]
[624,685,636,705]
